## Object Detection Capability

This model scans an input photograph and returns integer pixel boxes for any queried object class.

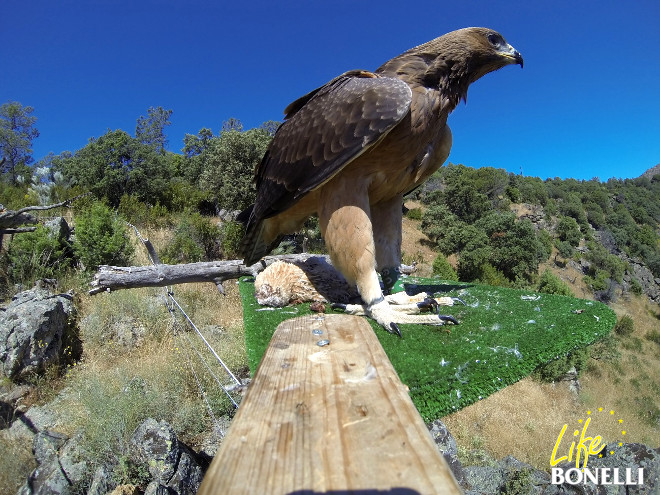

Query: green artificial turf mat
[239,276,616,421]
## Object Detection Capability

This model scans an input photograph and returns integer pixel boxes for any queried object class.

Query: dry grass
[402,200,438,277]
[444,378,583,469]
[442,268,660,471]
[0,434,36,495]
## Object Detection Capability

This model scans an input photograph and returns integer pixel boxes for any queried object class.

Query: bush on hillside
[537,269,574,297]
[432,253,458,281]
[5,225,73,285]
[73,202,134,271]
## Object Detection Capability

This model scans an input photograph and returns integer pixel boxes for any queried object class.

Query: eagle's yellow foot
[331,298,459,337]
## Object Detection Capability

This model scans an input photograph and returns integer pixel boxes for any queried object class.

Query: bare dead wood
[198,314,461,494]
[0,192,91,230]
[89,253,330,295]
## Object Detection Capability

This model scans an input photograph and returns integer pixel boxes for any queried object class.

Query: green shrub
[555,216,582,247]
[477,263,512,288]
[405,207,422,220]
[555,240,575,259]
[5,225,73,285]
[534,347,590,382]
[645,329,660,346]
[160,211,221,263]
[537,230,553,262]
[537,269,574,297]
[629,278,643,295]
[583,270,610,292]
[614,315,634,336]
[73,202,134,271]
[220,221,245,259]
[432,253,458,281]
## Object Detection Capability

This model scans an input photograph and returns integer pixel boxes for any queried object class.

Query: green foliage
[537,269,574,297]
[476,214,540,283]
[501,468,535,495]
[405,207,422,220]
[629,278,643,295]
[444,175,491,223]
[614,315,634,336]
[583,270,610,292]
[135,106,172,153]
[56,127,177,207]
[160,212,221,263]
[421,203,459,244]
[0,100,40,184]
[220,221,245,259]
[585,242,627,283]
[534,347,590,383]
[644,329,660,346]
[73,202,134,271]
[457,244,492,281]
[555,240,575,259]
[432,254,458,281]
[476,263,512,288]
[195,125,272,212]
[0,180,31,208]
[5,224,73,285]
[555,216,582,247]
[536,230,553,262]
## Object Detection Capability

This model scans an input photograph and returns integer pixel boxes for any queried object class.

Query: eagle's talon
[389,322,402,337]
[417,297,440,314]
[439,315,459,325]
[453,298,466,306]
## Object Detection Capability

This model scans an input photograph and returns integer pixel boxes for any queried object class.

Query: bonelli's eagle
[239,27,523,334]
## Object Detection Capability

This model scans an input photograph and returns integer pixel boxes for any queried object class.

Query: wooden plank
[199,314,461,495]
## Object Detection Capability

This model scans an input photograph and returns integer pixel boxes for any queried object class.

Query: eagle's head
[448,27,524,83]
[377,27,523,105]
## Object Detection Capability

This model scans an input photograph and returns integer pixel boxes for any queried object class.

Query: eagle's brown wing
[250,70,412,221]
[239,70,412,264]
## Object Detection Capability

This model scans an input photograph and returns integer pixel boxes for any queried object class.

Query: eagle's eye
[487,33,501,48]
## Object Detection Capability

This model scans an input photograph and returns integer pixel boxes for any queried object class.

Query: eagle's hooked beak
[501,43,524,68]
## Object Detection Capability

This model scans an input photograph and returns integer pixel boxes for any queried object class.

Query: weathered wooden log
[0,193,90,230]
[198,314,461,494]
[89,253,330,295]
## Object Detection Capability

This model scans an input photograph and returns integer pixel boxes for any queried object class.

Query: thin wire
[181,335,227,436]
[179,329,240,408]
[127,222,242,387]
[167,292,243,387]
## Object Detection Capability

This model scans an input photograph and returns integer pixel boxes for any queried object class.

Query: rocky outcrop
[0,288,75,381]
[17,431,88,495]
[131,418,206,495]
[428,420,659,495]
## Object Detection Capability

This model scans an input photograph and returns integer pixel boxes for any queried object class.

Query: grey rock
[7,404,59,441]
[56,434,88,488]
[131,418,205,495]
[0,288,74,380]
[144,482,176,495]
[33,430,68,464]
[17,432,88,495]
[131,418,180,483]
[427,419,465,485]
[43,217,71,244]
[552,443,660,495]
[88,464,117,495]
[463,465,507,494]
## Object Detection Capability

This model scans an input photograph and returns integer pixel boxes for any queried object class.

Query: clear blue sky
[2,0,659,181]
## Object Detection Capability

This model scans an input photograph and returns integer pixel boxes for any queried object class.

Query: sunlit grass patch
[240,277,616,421]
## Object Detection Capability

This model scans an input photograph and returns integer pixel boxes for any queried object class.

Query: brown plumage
[239,27,523,333]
